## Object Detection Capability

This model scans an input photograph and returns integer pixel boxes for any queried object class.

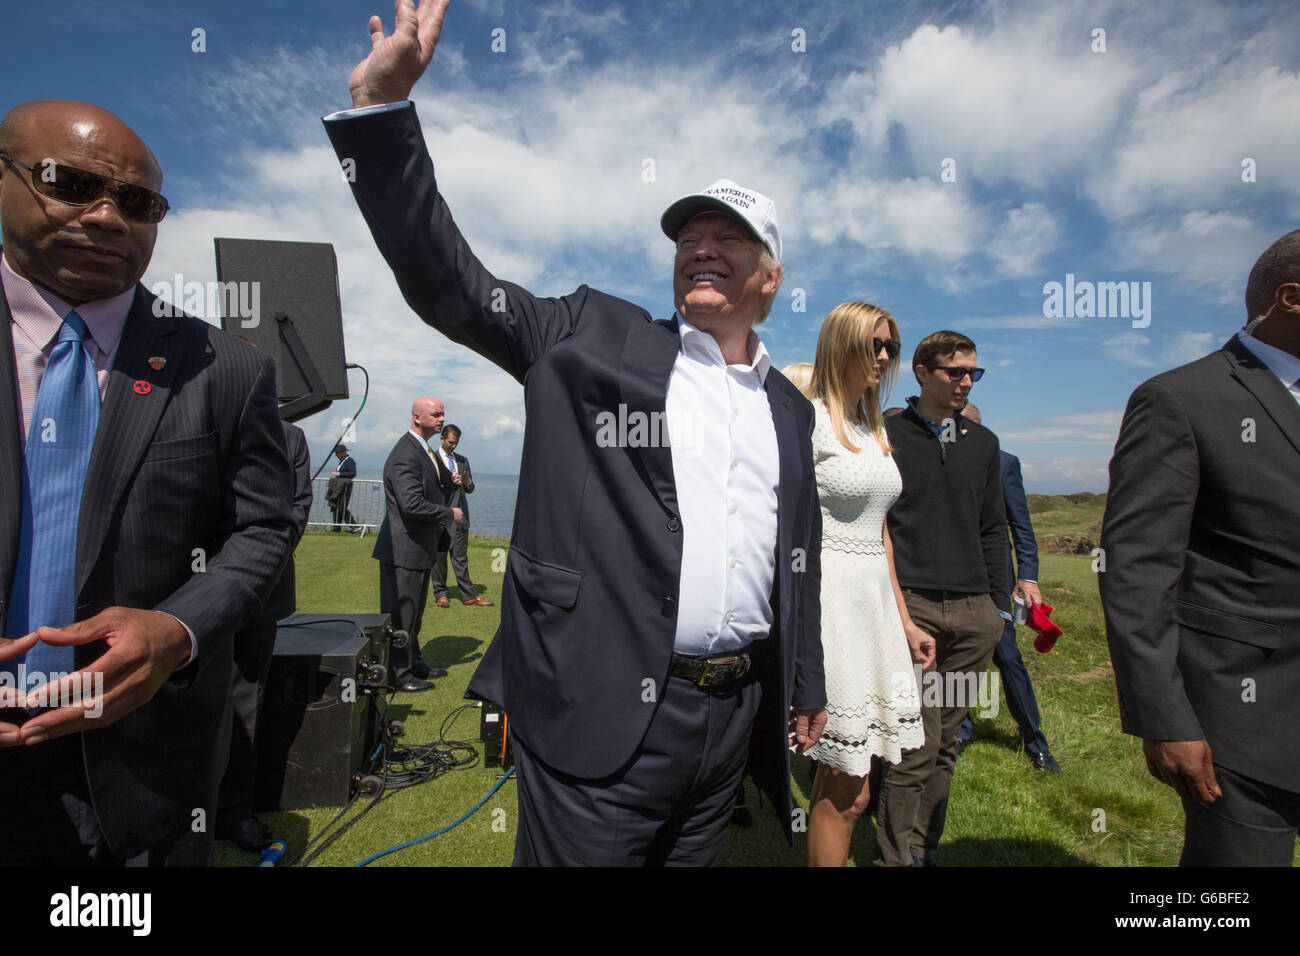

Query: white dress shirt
[667,315,779,655]
[1238,329,1300,405]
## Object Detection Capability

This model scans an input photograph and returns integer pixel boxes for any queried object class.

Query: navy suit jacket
[1000,451,1038,595]
[325,104,824,836]
[0,275,294,859]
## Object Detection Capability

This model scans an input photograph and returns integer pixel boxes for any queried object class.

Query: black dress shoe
[410,660,447,680]
[1030,751,1062,774]
[393,673,435,693]
[222,816,277,853]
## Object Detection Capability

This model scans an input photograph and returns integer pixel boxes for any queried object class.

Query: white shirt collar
[1237,329,1300,396]
[673,312,771,383]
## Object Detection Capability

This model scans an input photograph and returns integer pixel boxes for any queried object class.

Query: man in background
[328,443,357,531]
[432,423,492,608]
[373,397,461,692]
[1101,230,1300,865]
[875,331,1007,866]
[0,99,292,864]
[955,403,1060,773]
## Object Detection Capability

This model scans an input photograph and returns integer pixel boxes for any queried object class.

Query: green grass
[216,530,1293,867]
[1025,492,1106,539]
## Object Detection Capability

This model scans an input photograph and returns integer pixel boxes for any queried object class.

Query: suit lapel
[619,316,681,518]
[765,377,799,611]
[407,431,439,496]
[1225,336,1300,458]
[76,287,183,596]
[0,277,25,613]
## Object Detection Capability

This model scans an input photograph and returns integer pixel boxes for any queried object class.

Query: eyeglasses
[873,337,901,361]
[0,153,169,224]
[928,365,985,383]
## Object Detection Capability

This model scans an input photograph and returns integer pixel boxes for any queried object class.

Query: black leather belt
[670,651,751,687]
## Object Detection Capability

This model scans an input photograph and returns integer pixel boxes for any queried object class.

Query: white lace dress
[805,401,923,773]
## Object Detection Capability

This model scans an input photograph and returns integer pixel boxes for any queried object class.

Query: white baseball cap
[660,179,782,261]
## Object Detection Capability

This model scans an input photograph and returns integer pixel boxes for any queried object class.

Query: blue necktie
[3,311,100,687]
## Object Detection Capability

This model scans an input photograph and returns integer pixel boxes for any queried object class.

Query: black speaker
[254,614,390,811]
[213,238,349,402]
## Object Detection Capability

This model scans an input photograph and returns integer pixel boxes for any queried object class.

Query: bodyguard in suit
[217,420,312,852]
[0,100,293,864]
[326,0,826,866]
[372,396,462,692]
[956,404,1060,772]
[1101,228,1300,866]
[431,424,492,608]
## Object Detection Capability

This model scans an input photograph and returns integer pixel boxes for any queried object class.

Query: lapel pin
[133,380,151,395]
[148,356,166,370]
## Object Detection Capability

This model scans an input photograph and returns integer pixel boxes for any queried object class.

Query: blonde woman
[803,302,934,866]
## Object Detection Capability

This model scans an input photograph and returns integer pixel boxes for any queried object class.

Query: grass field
[215,504,1293,867]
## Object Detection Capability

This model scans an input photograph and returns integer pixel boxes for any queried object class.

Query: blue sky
[3,0,1298,491]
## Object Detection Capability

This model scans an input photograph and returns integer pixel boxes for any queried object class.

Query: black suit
[1100,335,1300,865]
[0,276,294,864]
[325,103,824,859]
[372,431,454,681]
[218,420,312,829]
[431,448,480,601]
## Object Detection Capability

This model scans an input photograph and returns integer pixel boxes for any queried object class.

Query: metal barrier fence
[307,478,384,535]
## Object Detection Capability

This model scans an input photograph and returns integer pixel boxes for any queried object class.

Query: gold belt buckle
[697,654,740,687]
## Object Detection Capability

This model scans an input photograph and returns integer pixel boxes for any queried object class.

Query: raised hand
[348,0,451,108]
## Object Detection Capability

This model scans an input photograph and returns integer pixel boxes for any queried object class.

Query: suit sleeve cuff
[322,101,412,122]
[165,614,198,669]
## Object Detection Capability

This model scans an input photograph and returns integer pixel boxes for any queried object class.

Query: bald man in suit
[0,99,292,865]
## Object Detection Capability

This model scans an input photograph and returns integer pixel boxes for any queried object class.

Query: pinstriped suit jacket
[1,275,294,860]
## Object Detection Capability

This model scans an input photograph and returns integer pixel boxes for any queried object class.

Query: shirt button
[729,503,737,514]
[725,613,734,622]
[667,517,681,532]
[729,559,737,568]
[731,457,739,468]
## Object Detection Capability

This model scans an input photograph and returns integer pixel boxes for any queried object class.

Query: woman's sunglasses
[1,153,169,224]
[873,337,901,361]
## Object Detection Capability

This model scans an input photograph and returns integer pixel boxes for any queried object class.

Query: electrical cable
[311,362,369,481]
[354,767,516,867]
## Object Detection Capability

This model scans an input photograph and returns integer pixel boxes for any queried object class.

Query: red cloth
[1028,602,1064,653]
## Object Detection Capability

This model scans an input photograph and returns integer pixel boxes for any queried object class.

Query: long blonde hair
[810,301,900,454]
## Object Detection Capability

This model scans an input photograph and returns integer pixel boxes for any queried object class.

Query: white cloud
[1090,64,1300,219]
[1113,211,1274,303]
[479,414,526,439]
[989,203,1062,277]
[1001,409,1125,447]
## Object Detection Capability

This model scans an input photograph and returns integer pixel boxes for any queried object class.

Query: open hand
[349,0,451,108]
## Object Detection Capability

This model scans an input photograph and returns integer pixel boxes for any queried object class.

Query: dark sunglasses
[0,153,169,224]
[872,337,901,361]
[929,364,985,383]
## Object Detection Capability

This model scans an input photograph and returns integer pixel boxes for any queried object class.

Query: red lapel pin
[133,380,151,395]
